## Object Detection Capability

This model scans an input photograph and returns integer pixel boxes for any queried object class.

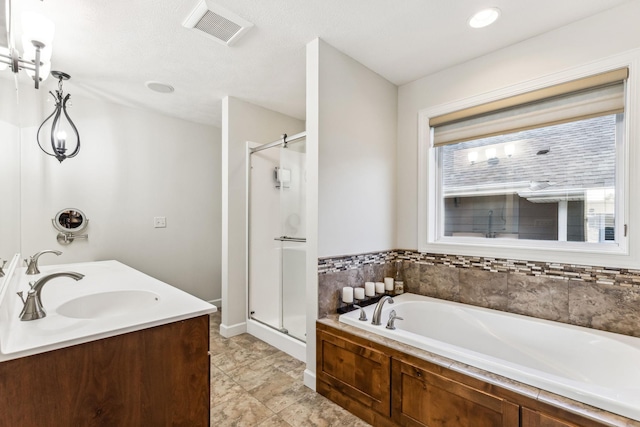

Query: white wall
[315,39,398,257]
[305,38,398,388]
[19,87,222,302]
[0,80,21,259]
[397,1,640,250]
[221,96,304,336]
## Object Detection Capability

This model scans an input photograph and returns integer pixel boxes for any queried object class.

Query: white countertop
[0,259,216,362]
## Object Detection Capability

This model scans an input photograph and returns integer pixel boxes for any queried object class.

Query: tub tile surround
[318,250,640,337]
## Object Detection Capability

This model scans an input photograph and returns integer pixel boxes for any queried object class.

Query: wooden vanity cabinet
[0,315,210,427]
[317,322,625,427]
[392,358,519,427]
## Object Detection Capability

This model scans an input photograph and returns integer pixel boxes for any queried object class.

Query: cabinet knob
[415,369,422,378]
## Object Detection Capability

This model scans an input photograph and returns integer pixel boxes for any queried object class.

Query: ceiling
[7,0,633,128]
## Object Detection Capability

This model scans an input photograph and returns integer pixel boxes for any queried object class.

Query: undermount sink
[57,290,161,319]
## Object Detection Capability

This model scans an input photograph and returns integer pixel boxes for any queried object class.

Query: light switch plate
[154,217,167,228]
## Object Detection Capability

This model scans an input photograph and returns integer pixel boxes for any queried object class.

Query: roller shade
[431,68,628,147]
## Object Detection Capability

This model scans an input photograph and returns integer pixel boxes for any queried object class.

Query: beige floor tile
[276,393,354,427]
[209,315,370,427]
[257,414,294,426]
[249,371,316,413]
[212,392,275,427]
[211,372,247,407]
[211,345,265,371]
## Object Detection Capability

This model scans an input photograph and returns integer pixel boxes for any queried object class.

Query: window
[440,114,620,243]
[419,66,631,263]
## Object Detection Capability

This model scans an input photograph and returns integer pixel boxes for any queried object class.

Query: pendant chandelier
[37,71,80,162]
[0,0,55,89]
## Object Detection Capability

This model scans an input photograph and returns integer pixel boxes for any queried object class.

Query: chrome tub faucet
[17,271,84,321]
[386,310,404,330]
[24,250,62,275]
[371,295,394,326]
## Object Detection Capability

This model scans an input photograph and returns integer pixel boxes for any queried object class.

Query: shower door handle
[274,236,306,243]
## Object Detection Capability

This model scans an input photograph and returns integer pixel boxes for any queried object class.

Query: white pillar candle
[375,282,385,294]
[384,277,394,291]
[342,286,354,303]
[354,287,365,300]
[364,282,375,297]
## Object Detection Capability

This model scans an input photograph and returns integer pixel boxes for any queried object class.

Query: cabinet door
[522,407,586,427]
[392,359,519,427]
[317,330,391,416]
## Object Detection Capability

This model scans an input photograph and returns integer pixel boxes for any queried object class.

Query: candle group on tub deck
[364,282,375,297]
[375,282,385,294]
[384,277,394,291]
[342,286,354,303]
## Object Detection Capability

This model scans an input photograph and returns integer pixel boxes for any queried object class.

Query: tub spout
[371,295,394,326]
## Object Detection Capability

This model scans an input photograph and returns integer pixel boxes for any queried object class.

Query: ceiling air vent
[183,1,253,47]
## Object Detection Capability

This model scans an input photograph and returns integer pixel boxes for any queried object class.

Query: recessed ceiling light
[146,81,175,94]
[468,7,501,29]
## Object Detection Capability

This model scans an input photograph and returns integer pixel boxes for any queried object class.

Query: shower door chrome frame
[247,131,307,342]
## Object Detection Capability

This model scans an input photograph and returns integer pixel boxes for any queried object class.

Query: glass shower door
[278,138,306,341]
[248,135,306,342]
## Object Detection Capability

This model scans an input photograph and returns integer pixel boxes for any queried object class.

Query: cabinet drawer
[392,359,519,427]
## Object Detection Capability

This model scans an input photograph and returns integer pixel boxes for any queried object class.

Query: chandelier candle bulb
[375,282,385,294]
[384,277,394,291]
[364,282,375,297]
[342,287,354,304]
[354,287,365,300]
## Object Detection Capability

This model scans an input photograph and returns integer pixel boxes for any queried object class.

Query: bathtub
[339,293,640,422]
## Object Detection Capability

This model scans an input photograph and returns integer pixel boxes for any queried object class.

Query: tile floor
[210,311,372,426]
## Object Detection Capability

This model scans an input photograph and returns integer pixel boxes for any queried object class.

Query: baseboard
[303,368,316,391]
[219,321,246,338]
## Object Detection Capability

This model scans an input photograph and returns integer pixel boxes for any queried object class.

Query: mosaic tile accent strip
[319,249,640,288]
[317,249,640,337]
[318,251,397,274]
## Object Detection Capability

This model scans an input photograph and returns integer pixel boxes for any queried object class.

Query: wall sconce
[37,71,80,162]
[0,1,54,89]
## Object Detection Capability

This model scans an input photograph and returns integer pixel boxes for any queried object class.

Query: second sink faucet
[371,295,394,326]
[24,250,62,275]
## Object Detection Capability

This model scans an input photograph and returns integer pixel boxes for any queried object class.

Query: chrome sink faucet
[17,271,84,321]
[24,250,62,275]
[371,295,394,326]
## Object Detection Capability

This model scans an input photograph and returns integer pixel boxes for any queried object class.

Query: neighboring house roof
[442,114,617,200]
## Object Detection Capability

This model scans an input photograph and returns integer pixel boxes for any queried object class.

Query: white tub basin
[57,290,161,319]
[340,293,640,422]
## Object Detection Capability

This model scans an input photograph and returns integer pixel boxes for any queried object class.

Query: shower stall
[248,132,307,355]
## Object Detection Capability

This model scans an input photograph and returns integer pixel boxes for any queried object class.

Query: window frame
[417,54,640,268]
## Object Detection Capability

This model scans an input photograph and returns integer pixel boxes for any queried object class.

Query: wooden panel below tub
[0,315,210,426]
